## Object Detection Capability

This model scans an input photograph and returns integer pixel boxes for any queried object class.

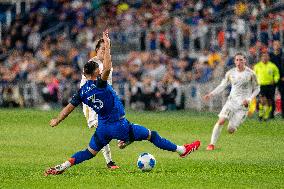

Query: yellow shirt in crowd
[208,53,221,67]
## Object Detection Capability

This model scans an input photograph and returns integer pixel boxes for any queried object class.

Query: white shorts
[218,100,247,129]
[82,103,98,128]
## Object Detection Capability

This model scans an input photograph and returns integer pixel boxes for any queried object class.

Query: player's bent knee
[87,146,98,156]
[227,127,236,134]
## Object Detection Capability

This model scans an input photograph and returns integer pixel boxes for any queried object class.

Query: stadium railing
[0,80,227,112]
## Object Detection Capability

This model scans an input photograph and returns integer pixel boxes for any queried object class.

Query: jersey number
[87,94,104,110]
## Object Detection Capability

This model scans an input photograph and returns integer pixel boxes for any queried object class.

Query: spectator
[208,49,221,68]
[2,86,24,107]
[196,61,213,83]
[27,25,41,52]
[40,75,59,109]
[157,74,180,110]
[269,40,284,118]
[0,0,283,111]
[128,76,143,110]
[232,16,246,47]
[140,76,158,110]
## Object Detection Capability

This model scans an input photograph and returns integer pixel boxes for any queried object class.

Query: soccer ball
[137,153,156,172]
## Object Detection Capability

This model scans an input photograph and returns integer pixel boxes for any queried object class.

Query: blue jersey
[70,78,125,123]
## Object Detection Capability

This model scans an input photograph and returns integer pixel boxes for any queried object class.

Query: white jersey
[211,66,260,108]
[211,67,260,125]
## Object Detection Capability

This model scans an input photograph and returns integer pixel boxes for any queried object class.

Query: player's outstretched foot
[107,161,119,169]
[44,165,65,176]
[180,140,200,158]
[206,144,215,151]
[117,140,132,149]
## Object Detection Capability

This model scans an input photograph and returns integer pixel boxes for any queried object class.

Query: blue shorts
[89,118,149,151]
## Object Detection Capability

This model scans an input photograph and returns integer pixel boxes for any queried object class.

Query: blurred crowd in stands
[0,0,283,115]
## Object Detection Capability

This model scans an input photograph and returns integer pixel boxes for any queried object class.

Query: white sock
[57,161,71,171]
[176,145,186,155]
[210,123,223,145]
[101,144,112,164]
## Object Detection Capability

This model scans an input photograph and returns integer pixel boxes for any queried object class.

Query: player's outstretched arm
[50,103,76,127]
[203,72,230,101]
[101,30,112,81]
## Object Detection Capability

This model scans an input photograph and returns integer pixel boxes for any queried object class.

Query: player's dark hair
[83,60,99,75]
[234,52,246,60]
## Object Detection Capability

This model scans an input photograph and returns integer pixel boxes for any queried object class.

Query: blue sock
[70,149,94,165]
[150,131,177,152]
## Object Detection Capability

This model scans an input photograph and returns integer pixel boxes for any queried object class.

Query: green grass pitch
[0,109,284,189]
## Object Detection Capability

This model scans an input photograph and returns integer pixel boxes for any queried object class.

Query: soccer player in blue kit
[44,30,200,176]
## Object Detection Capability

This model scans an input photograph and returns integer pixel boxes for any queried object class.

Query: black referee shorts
[260,85,276,100]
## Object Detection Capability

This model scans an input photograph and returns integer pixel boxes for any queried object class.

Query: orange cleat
[206,144,215,151]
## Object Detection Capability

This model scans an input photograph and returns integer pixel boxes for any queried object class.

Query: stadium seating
[0,0,283,111]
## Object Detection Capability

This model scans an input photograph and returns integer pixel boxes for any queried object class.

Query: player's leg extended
[44,132,109,176]
[207,117,226,151]
[44,146,98,176]
[83,106,117,169]
[130,123,200,158]
[227,109,247,134]
[207,102,231,150]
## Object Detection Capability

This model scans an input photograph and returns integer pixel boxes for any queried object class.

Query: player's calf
[148,130,200,157]
[44,148,96,175]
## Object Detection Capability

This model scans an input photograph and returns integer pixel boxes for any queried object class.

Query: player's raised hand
[203,93,212,101]
[103,29,110,48]
[50,118,59,127]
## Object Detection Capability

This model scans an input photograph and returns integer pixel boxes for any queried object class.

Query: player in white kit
[203,53,260,150]
[80,38,118,169]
